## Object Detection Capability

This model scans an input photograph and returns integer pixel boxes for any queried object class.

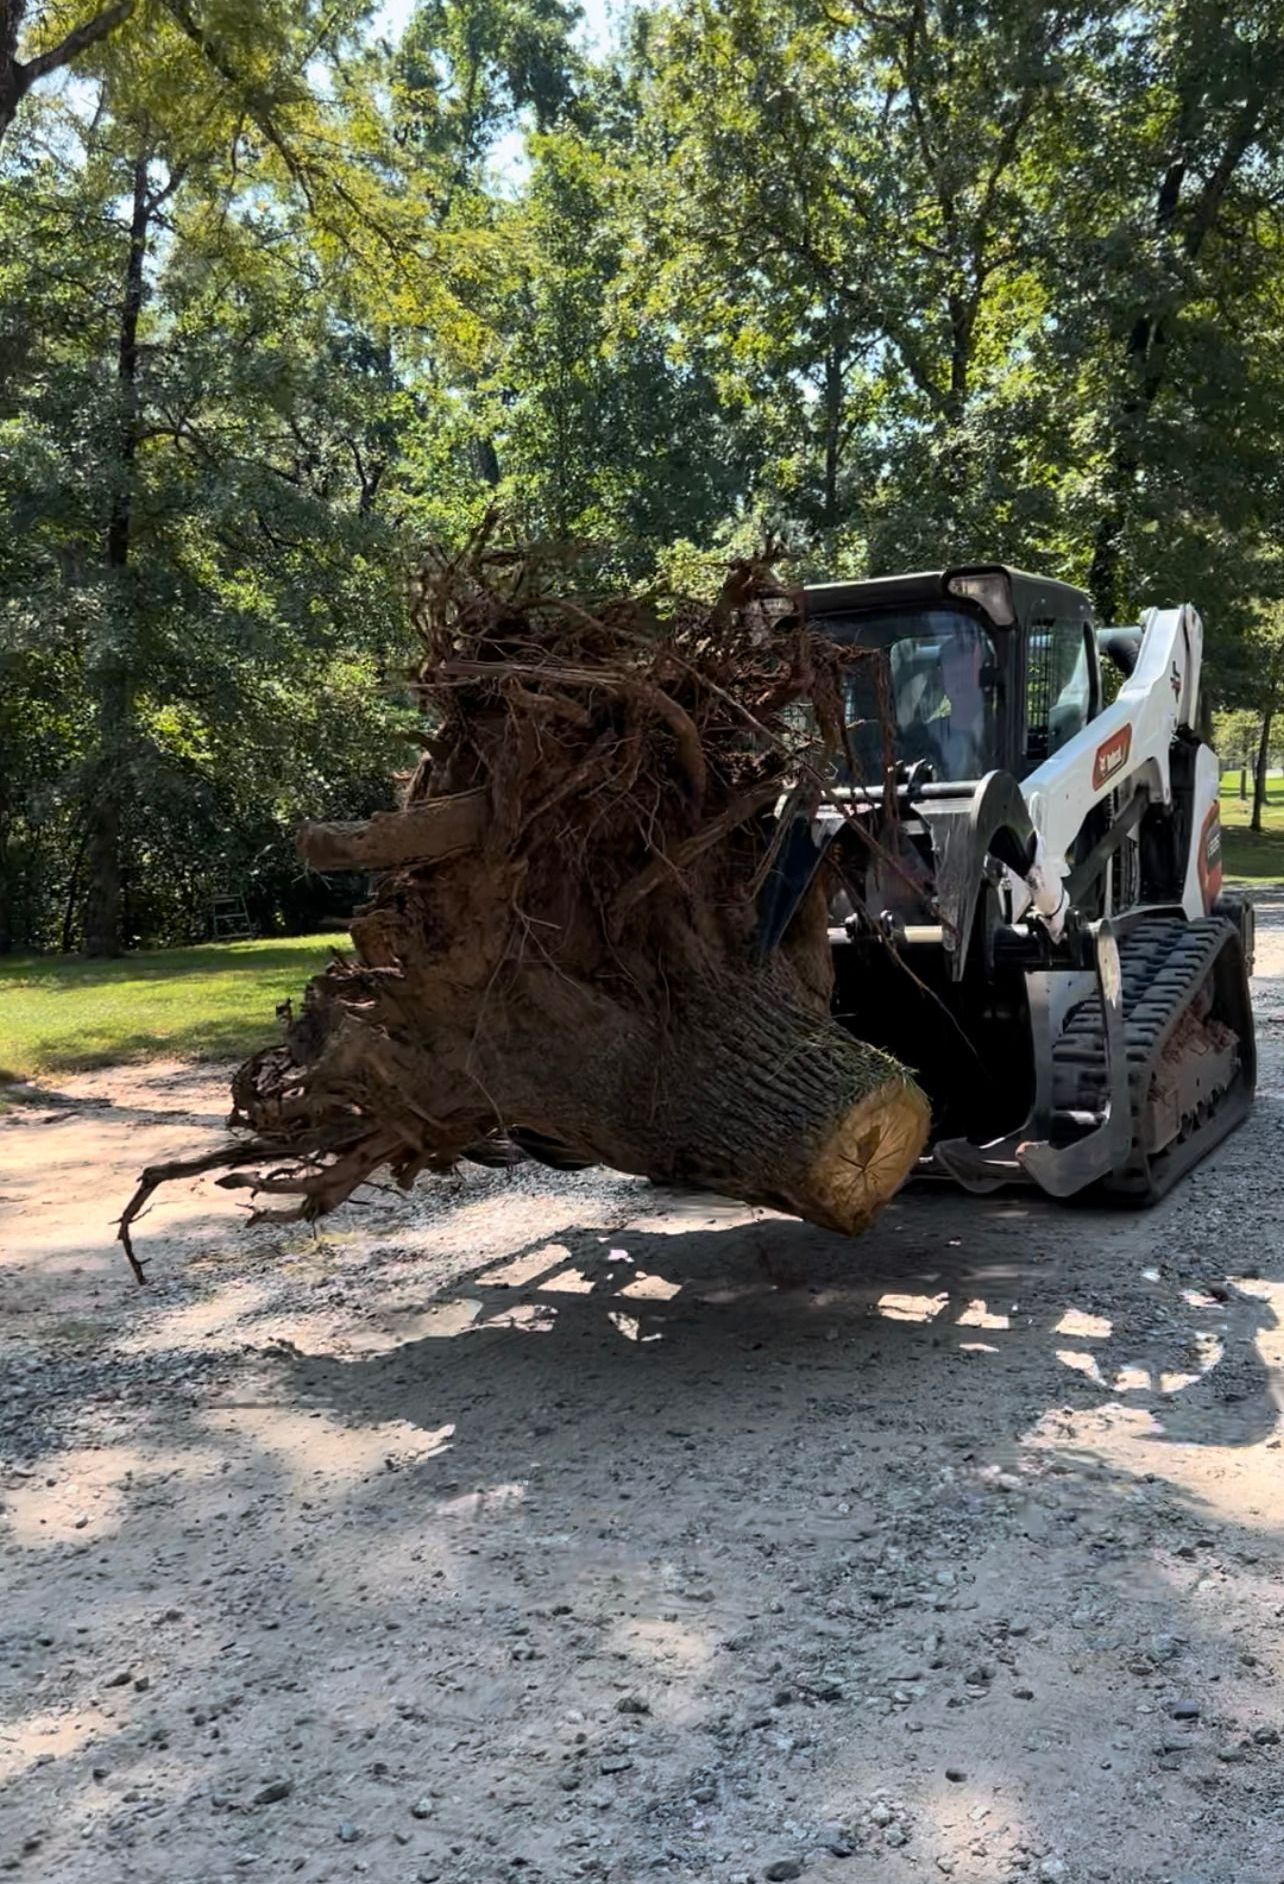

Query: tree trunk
[1240,765,1247,802]
[122,551,932,1276]
[84,146,149,958]
[1251,709,1274,833]
[821,341,843,529]
[221,888,930,1243]
[0,826,11,956]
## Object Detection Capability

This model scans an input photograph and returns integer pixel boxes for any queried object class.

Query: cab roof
[801,563,1094,629]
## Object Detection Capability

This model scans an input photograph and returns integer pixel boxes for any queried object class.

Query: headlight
[946,568,1015,627]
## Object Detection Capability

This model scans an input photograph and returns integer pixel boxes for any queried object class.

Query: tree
[0,72,416,952]
[0,0,133,146]
[1076,1,1284,622]
[1221,608,1284,831]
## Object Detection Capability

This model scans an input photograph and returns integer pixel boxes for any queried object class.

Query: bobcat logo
[1092,725,1132,791]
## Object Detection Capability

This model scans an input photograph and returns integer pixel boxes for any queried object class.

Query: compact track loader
[759,563,1256,1203]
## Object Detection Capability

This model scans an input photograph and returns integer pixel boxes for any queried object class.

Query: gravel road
[2,897,1283,1884]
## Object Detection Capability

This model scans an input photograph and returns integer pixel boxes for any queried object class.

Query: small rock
[599,1756,634,1774]
[884,1826,907,1848]
[1252,1725,1280,1746]
[764,1863,802,1882]
[1013,1687,1034,1700]
[936,1860,958,1877]
[411,1796,435,1818]
[1169,1699,1200,1720]
[869,1803,893,1827]
[963,1666,991,1686]
[133,1675,151,1694]
[945,1767,966,1783]
[336,1822,359,1843]
[616,1694,649,1714]
[253,1779,293,1806]
[104,1670,133,1688]
[1038,1861,1067,1882]
[692,1785,716,1804]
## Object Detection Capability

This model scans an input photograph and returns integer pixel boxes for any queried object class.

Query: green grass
[1220,781,1284,887]
[0,933,339,1080]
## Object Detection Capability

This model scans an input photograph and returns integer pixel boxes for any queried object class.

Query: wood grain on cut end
[806,1077,933,1234]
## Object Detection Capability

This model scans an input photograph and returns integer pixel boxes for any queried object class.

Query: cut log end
[802,1076,933,1235]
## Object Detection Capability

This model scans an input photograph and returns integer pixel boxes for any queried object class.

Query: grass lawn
[0,933,339,1081]
[1220,781,1284,887]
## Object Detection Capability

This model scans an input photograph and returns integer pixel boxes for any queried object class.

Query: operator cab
[803,563,1100,787]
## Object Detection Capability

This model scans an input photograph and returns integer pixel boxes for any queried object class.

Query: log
[121,540,931,1279]
[298,790,486,871]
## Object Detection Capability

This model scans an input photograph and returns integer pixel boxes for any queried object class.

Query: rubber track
[1049,917,1231,1109]
[1046,915,1253,1201]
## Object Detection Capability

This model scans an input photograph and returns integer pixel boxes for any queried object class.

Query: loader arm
[1018,603,1205,924]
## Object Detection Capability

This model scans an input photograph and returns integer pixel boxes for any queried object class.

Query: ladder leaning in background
[209,890,255,941]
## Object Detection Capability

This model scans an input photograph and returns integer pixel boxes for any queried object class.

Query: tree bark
[0,824,11,956]
[227,886,930,1241]
[0,0,134,148]
[120,550,932,1277]
[821,340,843,529]
[1251,708,1273,833]
[298,791,487,872]
[84,145,149,958]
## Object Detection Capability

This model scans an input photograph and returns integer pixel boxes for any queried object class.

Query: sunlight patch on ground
[606,1615,717,1672]
[115,1278,274,1351]
[541,1265,596,1293]
[1113,1362,1152,1391]
[897,1776,1033,1883]
[477,1301,558,1333]
[619,1271,681,1301]
[1054,1307,1113,1339]
[956,1298,1011,1329]
[477,1242,573,1288]
[1,1444,179,1547]
[0,1705,117,1784]
[1056,1348,1106,1385]
[877,1291,949,1322]
[202,1405,453,1484]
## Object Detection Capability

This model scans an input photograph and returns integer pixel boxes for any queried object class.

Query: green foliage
[5,0,1284,957]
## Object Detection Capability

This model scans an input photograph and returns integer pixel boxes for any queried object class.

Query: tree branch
[18,0,133,86]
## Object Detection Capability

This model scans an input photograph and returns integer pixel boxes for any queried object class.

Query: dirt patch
[2,900,1284,1883]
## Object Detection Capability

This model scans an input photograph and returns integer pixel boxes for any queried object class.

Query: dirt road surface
[3,899,1283,1884]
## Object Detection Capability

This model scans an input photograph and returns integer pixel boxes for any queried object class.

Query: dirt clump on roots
[120,535,930,1279]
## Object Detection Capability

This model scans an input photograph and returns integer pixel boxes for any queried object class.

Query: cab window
[1027,619,1092,763]
[822,607,1000,784]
